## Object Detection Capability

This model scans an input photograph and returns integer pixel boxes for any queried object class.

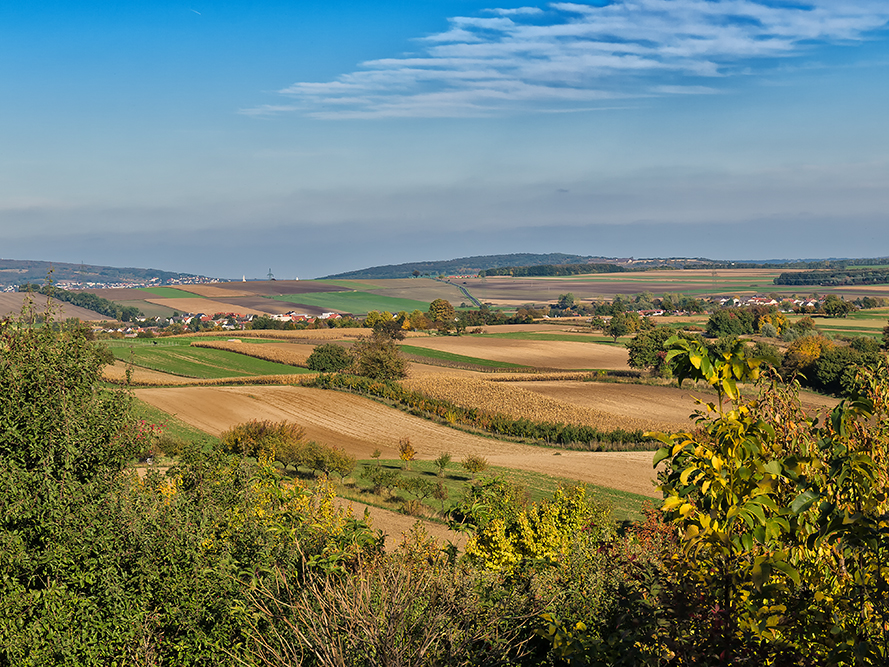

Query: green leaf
[790,489,819,515]
[652,447,671,467]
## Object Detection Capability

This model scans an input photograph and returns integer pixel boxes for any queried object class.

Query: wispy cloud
[244,1,889,118]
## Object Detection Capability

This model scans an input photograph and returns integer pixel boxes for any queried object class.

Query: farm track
[134,385,661,497]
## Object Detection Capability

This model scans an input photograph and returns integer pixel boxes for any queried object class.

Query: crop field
[789,309,889,338]
[271,290,432,315]
[317,278,468,304]
[137,286,206,298]
[142,297,272,316]
[400,344,529,370]
[191,340,314,367]
[106,339,313,378]
[403,374,681,433]
[134,384,662,497]
[400,336,632,370]
[460,269,889,306]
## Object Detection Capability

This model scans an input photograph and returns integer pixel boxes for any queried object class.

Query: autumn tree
[427,299,455,324]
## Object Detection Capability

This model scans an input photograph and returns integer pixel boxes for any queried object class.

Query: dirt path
[135,385,660,497]
[334,498,468,552]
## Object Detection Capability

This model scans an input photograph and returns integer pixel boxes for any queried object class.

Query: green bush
[306,342,353,372]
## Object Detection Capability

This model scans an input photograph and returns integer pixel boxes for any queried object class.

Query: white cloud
[246,0,889,118]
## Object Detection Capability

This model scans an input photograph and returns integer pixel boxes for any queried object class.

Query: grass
[109,344,313,378]
[132,399,220,448]
[400,344,529,369]
[270,291,431,315]
[340,458,648,524]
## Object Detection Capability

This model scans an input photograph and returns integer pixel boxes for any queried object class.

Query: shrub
[306,342,352,372]
[462,454,489,477]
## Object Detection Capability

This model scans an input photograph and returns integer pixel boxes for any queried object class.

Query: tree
[306,343,352,372]
[822,294,855,318]
[706,308,753,337]
[428,299,455,324]
[408,309,429,331]
[625,326,675,375]
[605,313,630,342]
[351,333,407,380]
[648,357,889,664]
[557,293,576,311]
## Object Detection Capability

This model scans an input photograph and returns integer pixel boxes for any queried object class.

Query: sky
[1,0,888,279]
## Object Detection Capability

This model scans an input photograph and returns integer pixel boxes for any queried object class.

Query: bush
[351,333,407,380]
[306,343,353,372]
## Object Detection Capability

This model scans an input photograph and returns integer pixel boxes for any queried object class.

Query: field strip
[400,337,631,370]
[134,385,661,497]
[143,297,270,316]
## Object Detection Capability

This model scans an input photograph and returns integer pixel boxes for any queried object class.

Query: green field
[400,344,529,369]
[108,341,313,378]
[270,291,432,315]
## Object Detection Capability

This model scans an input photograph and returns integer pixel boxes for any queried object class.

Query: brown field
[134,385,661,497]
[143,297,270,316]
[404,374,676,432]
[402,337,631,370]
[212,296,331,316]
[0,293,106,320]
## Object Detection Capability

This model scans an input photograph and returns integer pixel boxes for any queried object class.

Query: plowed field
[134,385,660,497]
[400,337,630,370]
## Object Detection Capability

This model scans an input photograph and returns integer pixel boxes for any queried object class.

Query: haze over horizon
[2,1,887,280]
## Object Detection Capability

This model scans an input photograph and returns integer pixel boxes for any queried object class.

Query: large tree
[428,298,455,323]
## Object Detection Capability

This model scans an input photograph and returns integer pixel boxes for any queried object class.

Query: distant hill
[0,258,216,290]
[322,253,601,279]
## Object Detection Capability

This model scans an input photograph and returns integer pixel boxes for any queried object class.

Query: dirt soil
[134,385,661,497]
[401,337,631,370]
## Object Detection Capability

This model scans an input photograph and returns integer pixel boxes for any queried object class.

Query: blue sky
[1,1,888,279]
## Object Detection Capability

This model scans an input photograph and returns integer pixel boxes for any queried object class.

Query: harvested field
[0,293,106,320]
[143,297,270,316]
[190,340,312,367]
[134,385,661,497]
[512,381,703,432]
[401,337,631,370]
[214,296,330,316]
[403,375,674,432]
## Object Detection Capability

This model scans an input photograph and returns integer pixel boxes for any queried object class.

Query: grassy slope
[343,459,648,523]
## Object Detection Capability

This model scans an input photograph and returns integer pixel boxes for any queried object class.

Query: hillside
[321,253,599,279]
[0,258,216,290]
